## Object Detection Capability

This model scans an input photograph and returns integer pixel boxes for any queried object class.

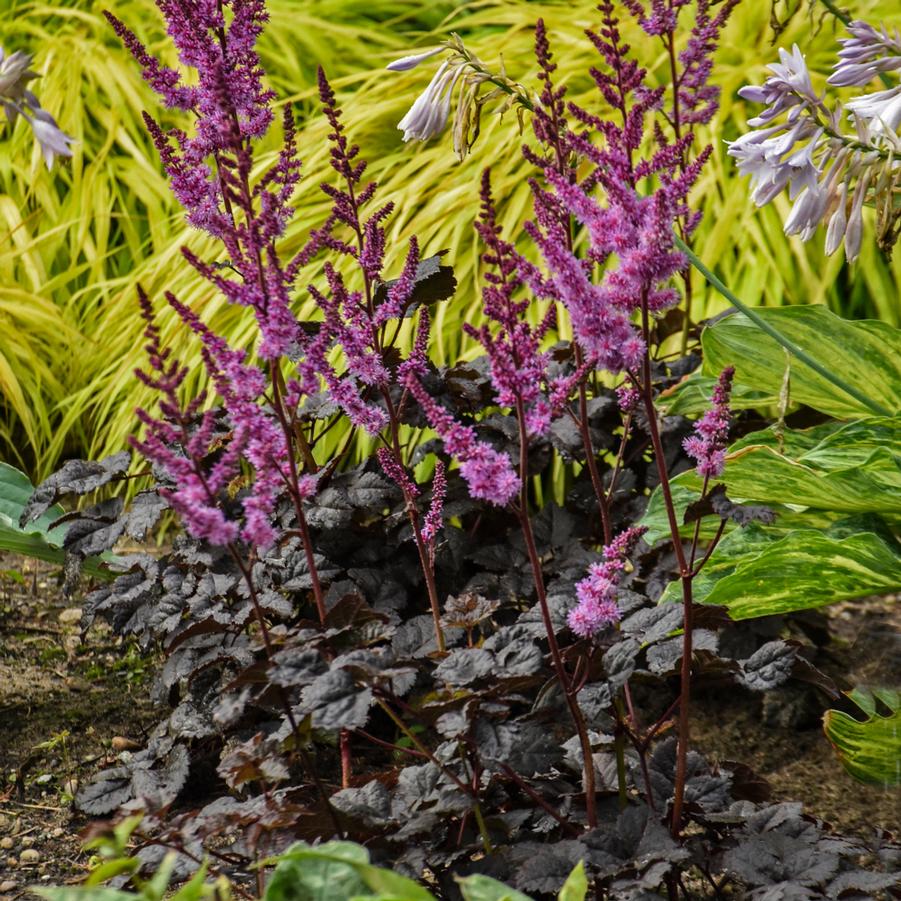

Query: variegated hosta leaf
[658,373,775,417]
[642,417,901,544]
[823,688,901,786]
[717,417,901,515]
[660,518,901,619]
[640,482,843,546]
[701,307,901,419]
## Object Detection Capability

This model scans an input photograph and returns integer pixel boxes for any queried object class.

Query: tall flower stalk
[393,0,739,836]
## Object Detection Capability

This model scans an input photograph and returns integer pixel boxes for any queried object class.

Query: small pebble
[34,774,53,785]
[50,827,64,838]
[0,837,13,851]
[19,848,40,865]
[0,881,18,892]
[20,836,34,847]
[58,607,83,625]
[63,778,79,796]
[5,857,17,868]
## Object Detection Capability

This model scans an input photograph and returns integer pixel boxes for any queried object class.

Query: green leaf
[662,518,901,619]
[824,689,901,786]
[170,860,212,901]
[642,417,900,547]
[658,372,775,417]
[84,858,140,888]
[557,863,588,901]
[0,462,113,579]
[263,843,371,901]
[640,482,841,546]
[702,307,901,419]
[32,890,137,901]
[142,852,177,901]
[455,875,533,901]
[355,867,435,901]
[720,418,901,515]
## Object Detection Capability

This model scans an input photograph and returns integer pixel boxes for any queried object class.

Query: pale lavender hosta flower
[828,20,901,88]
[729,23,901,261]
[395,58,462,143]
[387,34,531,159]
[0,45,73,169]
[845,85,901,134]
[386,46,444,73]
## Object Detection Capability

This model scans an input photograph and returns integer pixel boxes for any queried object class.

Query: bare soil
[0,557,897,900]
[0,557,160,899]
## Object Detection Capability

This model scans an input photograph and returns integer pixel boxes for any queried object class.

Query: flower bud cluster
[568,526,646,639]
[683,366,734,479]
[728,20,901,260]
[387,33,532,161]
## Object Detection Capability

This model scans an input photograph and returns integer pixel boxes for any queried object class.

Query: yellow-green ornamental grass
[1,0,900,479]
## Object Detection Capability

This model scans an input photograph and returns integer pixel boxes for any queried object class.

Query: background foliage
[2,0,901,479]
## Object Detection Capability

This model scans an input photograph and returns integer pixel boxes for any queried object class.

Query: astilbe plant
[20,2,900,898]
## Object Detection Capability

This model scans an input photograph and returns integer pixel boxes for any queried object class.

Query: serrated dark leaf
[483,625,542,678]
[723,831,840,889]
[646,629,718,674]
[304,486,353,529]
[434,648,494,686]
[60,497,126,558]
[76,738,189,814]
[604,638,641,687]
[511,841,587,894]
[330,780,391,827]
[684,484,776,527]
[621,604,683,645]
[739,641,798,692]
[270,647,327,689]
[123,490,168,540]
[301,668,373,731]
[341,470,397,509]
[392,615,460,659]
[21,451,131,525]
[373,252,456,316]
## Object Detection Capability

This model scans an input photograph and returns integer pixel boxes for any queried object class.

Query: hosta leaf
[32,890,135,901]
[0,462,109,578]
[823,688,901,786]
[645,419,900,534]
[456,875,532,901]
[662,520,901,619]
[659,372,774,417]
[267,841,436,901]
[640,483,841,547]
[717,418,901,515]
[701,307,901,419]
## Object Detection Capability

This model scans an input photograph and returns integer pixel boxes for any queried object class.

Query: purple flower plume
[519,2,732,377]
[465,170,579,437]
[683,366,734,478]
[405,375,520,507]
[420,460,446,543]
[568,526,646,639]
[111,0,303,360]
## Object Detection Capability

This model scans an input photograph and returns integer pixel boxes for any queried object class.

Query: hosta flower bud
[386,47,443,72]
